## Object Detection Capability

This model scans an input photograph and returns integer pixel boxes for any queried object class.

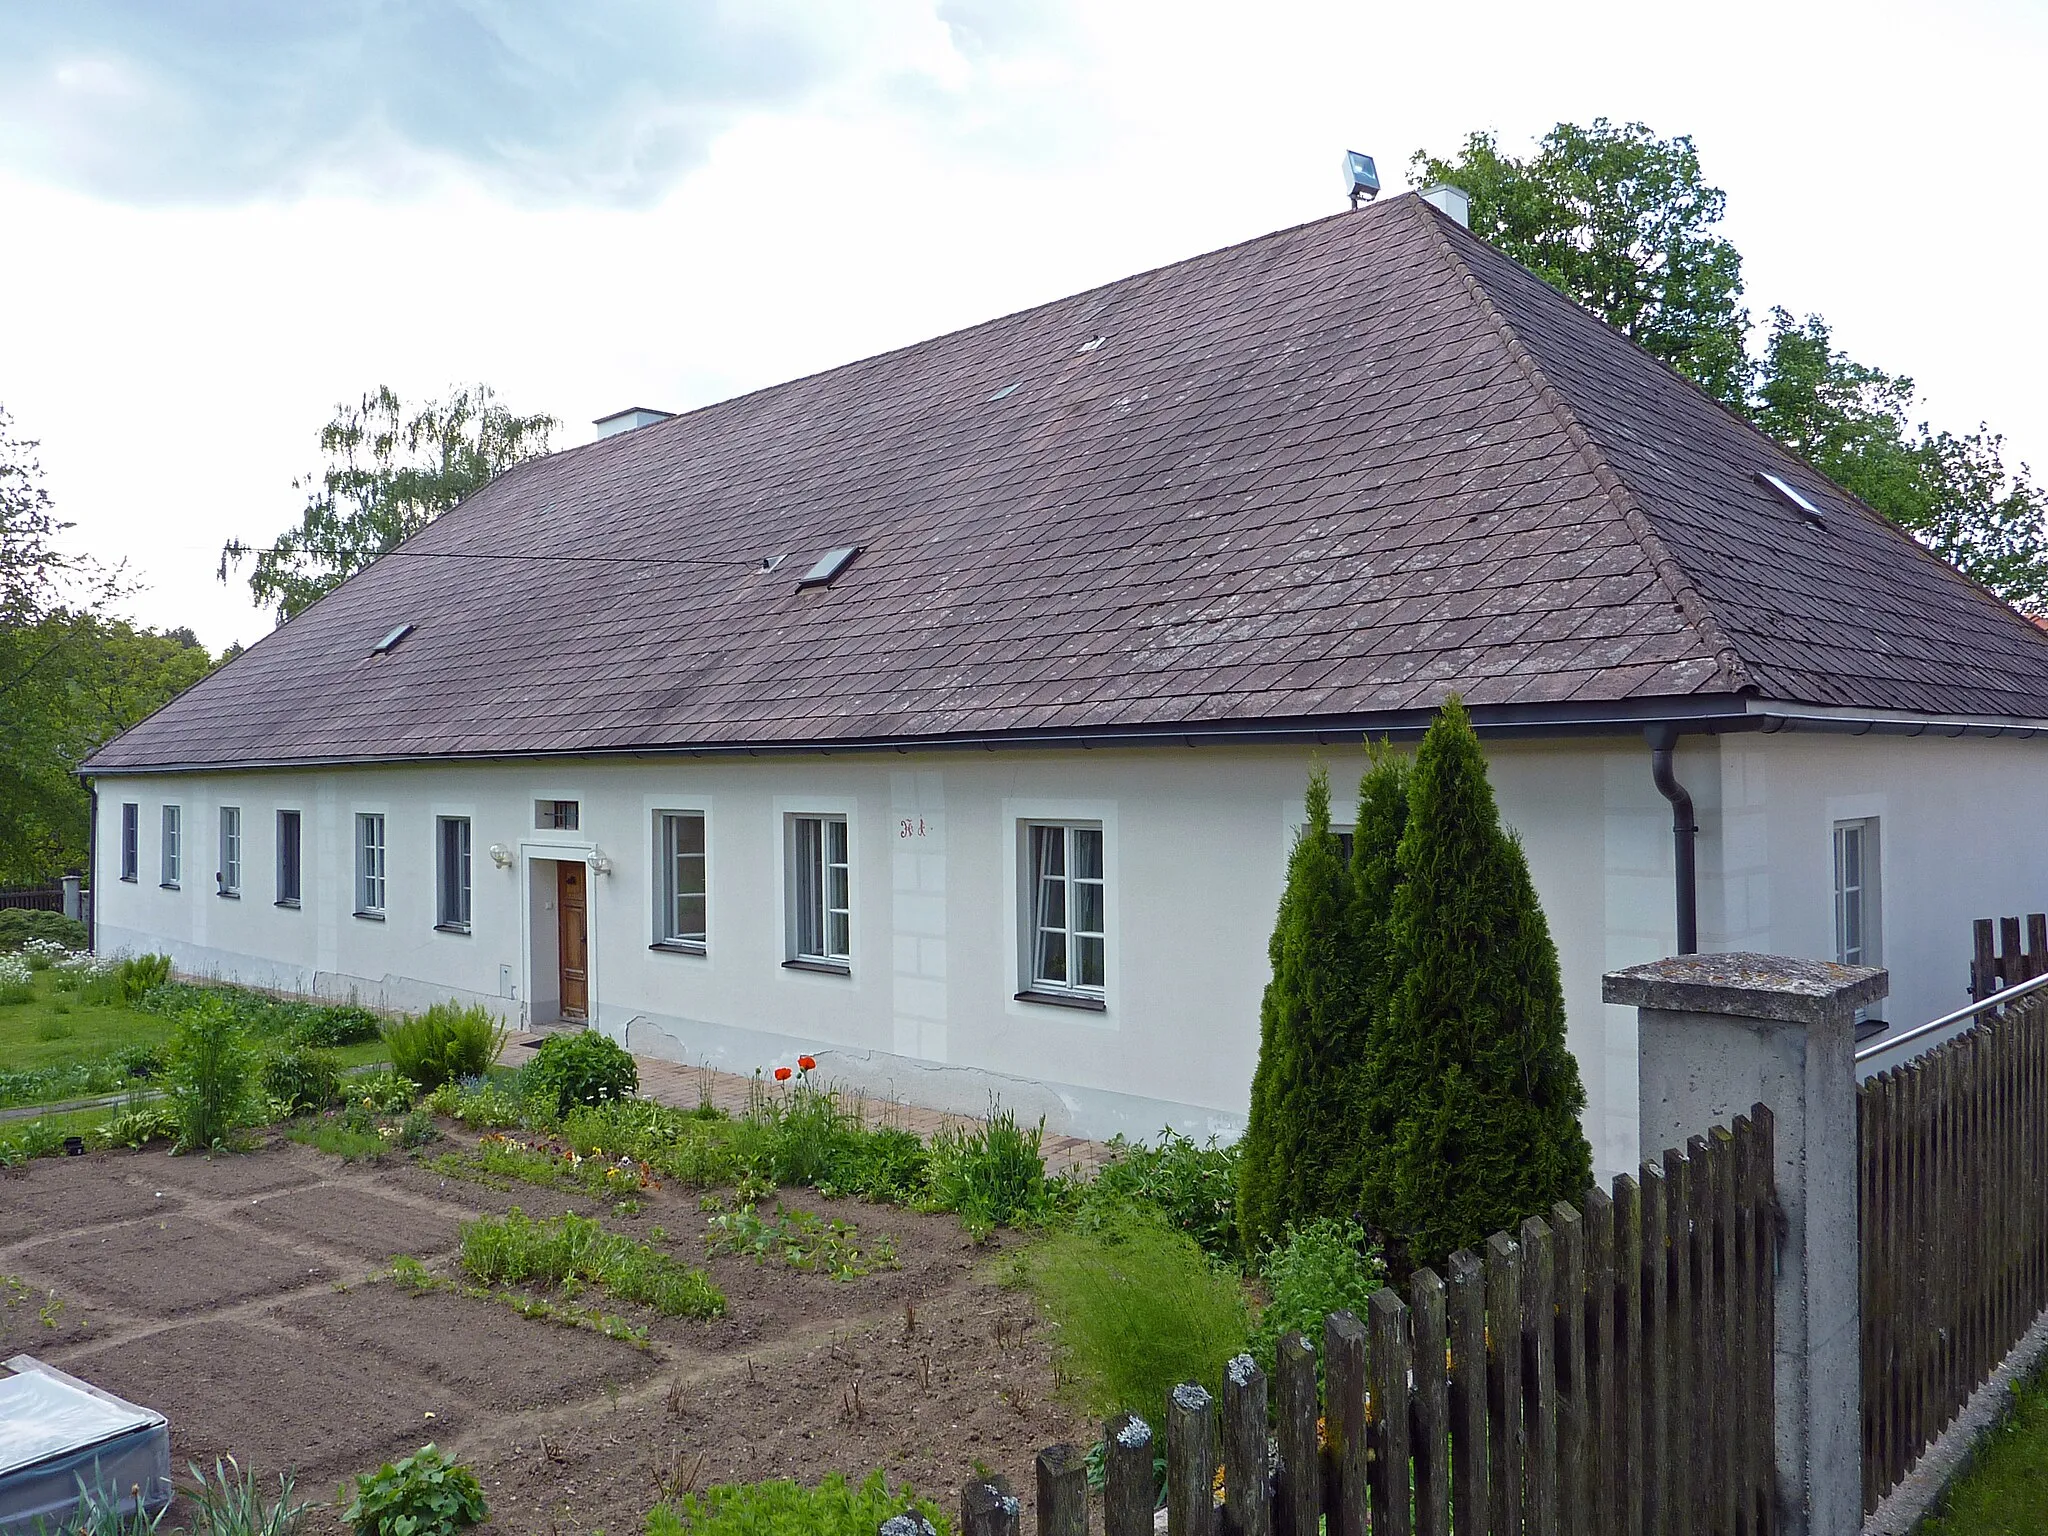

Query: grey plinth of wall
[1605,952,1888,1536]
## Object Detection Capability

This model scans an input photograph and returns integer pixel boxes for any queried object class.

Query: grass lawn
[0,969,387,1110]
[1925,1376,2048,1534]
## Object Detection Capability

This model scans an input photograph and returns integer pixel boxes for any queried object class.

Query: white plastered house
[83,194,2048,1178]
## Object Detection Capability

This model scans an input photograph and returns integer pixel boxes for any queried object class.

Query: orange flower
[797,1055,817,1072]
[774,1066,793,1082]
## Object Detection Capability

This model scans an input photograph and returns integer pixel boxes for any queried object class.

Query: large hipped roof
[87,194,2048,773]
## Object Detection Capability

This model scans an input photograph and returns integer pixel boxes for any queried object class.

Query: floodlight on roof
[796,546,861,591]
[1756,470,1827,527]
[372,623,415,654]
[1343,151,1380,210]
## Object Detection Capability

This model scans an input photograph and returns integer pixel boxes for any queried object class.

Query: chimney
[1420,184,1471,228]
[593,406,675,439]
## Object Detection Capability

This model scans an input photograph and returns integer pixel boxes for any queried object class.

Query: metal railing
[1855,968,2048,1065]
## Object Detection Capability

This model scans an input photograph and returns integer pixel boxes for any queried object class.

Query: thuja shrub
[1360,697,1592,1270]
[343,1446,485,1536]
[647,1470,947,1536]
[522,1029,638,1117]
[165,998,258,1151]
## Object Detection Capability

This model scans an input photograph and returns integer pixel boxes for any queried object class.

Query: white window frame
[1021,821,1107,1003]
[536,799,580,831]
[787,813,851,968]
[1834,818,1880,969]
[275,809,302,906]
[119,803,138,882]
[217,806,241,897]
[355,812,386,918]
[436,816,472,932]
[655,811,708,951]
[160,805,181,888]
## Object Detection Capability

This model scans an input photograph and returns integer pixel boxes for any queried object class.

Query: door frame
[518,838,602,1027]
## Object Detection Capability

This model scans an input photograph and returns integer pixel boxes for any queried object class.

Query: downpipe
[1646,725,1698,955]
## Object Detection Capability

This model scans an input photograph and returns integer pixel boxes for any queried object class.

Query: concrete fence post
[60,873,81,922]
[1605,953,1887,1536]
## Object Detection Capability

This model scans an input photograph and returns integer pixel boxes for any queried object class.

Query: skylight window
[1756,470,1826,527]
[372,623,415,654]
[1077,335,1106,353]
[796,547,861,590]
[989,382,1021,401]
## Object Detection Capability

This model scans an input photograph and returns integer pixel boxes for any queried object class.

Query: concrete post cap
[1603,951,1888,1024]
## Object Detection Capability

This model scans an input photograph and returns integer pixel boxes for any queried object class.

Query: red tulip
[774,1066,793,1082]
[798,1055,817,1072]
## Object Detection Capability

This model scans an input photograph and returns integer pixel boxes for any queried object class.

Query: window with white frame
[788,814,850,966]
[436,816,471,931]
[1024,822,1106,998]
[218,807,241,896]
[656,811,707,949]
[355,813,386,916]
[276,810,301,906]
[1834,818,1880,968]
[119,803,139,882]
[160,805,181,888]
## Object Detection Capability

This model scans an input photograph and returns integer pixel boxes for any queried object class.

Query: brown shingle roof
[86,195,2048,773]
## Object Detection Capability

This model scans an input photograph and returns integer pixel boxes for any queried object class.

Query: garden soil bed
[0,1126,1093,1534]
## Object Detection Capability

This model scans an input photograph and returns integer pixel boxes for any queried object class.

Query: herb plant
[342,1446,485,1536]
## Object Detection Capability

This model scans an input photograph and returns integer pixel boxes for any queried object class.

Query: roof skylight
[1756,470,1826,527]
[372,623,415,654]
[796,547,860,590]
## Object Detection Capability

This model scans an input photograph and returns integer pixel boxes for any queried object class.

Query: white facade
[89,731,2048,1176]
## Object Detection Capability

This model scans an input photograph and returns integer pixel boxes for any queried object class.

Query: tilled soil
[0,1127,1093,1534]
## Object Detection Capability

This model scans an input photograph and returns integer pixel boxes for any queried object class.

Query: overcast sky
[3,0,2042,651]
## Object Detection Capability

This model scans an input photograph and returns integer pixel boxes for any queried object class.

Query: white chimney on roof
[1420,184,1471,228]
[593,406,674,439]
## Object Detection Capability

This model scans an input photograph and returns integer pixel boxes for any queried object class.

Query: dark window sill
[119,874,137,884]
[435,922,472,936]
[651,940,708,956]
[160,883,180,891]
[275,898,301,909]
[217,890,239,900]
[1016,989,1107,1013]
[353,910,385,922]
[783,958,851,977]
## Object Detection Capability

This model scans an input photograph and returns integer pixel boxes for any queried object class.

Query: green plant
[396,1108,438,1148]
[645,1470,947,1536]
[0,909,88,952]
[0,1117,65,1165]
[1015,1211,1249,1419]
[185,1456,312,1536]
[1071,1130,1241,1262]
[423,1078,524,1129]
[346,1069,419,1115]
[382,1003,505,1094]
[1239,755,1409,1256]
[116,953,172,1002]
[342,1446,485,1536]
[0,954,35,1006]
[163,998,257,1151]
[703,1200,899,1279]
[926,1104,1049,1235]
[290,1117,388,1162]
[459,1207,725,1318]
[1247,1217,1385,1375]
[1361,697,1592,1271]
[523,1029,638,1117]
[261,1048,342,1115]
[100,1094,179,1149]
[57,1476,171,1536]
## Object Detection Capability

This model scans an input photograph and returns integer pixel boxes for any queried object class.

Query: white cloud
[1,0,2042,651]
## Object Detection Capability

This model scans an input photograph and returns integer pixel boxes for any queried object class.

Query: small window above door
[536,799,580,831]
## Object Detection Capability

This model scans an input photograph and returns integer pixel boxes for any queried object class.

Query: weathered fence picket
[1860,964,2048,1514]
[921,1109,1778,1536]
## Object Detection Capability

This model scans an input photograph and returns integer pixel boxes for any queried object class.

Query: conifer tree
[1360,697,1592,1270]
[1339,745,1410,1210]
[1238,765,1356,1254]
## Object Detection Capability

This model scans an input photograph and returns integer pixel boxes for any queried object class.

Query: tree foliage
[226,384,558,622]
[1411,120,1750,404]
[1414,120,2048,609]
[1358,698,1592,1271]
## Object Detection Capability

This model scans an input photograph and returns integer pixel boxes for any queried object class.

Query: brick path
[505,1033,1113,1177]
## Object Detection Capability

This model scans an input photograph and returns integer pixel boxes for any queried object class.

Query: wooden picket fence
[937,1106,1778,1536]
[1860,931,2048,1512]
[1968,913,2048,1000]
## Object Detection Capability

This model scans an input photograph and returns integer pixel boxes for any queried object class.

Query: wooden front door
[557,860,588,1020]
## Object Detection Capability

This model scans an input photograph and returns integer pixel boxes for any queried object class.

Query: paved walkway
[505,1033,1114,1177]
